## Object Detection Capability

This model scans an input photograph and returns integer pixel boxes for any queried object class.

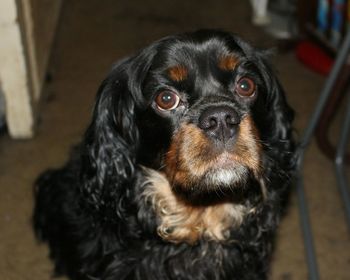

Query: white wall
[0,0,62,138]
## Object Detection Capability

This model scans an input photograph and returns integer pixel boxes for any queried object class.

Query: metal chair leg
[335,95,350,228]
[296,29,350,280]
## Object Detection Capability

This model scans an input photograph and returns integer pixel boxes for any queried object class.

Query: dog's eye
[235,77,256,97]
[154,91,180,111]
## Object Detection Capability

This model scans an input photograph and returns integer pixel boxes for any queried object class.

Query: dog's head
[82,30,294,212]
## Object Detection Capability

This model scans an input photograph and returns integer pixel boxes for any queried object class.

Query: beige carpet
[0,1,349,279]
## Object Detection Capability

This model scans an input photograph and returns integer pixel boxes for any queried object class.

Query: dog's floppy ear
[80,44,159,214]
[233,36,294,141]
[234,36,295,164]
[254,53,296,171]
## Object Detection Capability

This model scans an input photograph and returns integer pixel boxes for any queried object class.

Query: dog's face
[135,31,280,199]
[85,29,294,209]
[81,30,295,243]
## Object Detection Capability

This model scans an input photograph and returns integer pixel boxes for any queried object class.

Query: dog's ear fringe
[79,44,161,215]
[254,53,297,173]
[80,70,136,215]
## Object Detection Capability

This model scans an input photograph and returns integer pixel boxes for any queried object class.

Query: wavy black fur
[33,30,296,280]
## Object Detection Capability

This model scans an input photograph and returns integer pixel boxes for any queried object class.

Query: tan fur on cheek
[165,124,216,188]
[141,169,249,244]
[234,115,263,174]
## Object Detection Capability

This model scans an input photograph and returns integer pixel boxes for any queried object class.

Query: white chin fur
[204,165,248,186]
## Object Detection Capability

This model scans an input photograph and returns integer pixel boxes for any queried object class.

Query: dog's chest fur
[141,169,252,244]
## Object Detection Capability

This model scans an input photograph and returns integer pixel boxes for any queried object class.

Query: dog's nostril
[225,114,240,128]
[209,117,217,129]
[226,115,234,125]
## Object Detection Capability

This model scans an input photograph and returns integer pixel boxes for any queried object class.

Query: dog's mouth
[164,116,263,195]
[203,153,249,186]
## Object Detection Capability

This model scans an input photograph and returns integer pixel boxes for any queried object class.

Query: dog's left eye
[235,77,256,97]
[154,91,180,111]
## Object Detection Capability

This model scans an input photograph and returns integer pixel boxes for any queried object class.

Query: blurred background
[0,0,349,279]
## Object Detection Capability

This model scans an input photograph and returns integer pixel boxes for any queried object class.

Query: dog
[33,29,296,280]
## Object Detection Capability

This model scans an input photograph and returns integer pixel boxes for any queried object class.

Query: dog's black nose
[198,106,240,143]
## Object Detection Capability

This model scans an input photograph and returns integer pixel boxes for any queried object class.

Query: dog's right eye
[154,91,180,111]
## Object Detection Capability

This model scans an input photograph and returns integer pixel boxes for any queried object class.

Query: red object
[296,40,334,75]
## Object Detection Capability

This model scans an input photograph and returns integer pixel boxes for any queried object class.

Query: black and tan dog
[33,30,296,280]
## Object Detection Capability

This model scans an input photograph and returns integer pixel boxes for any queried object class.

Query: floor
[0,1,349,279]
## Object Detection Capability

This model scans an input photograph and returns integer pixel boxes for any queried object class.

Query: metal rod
[296,29,350,280]
[299,30,350,153]
[335,95,350,228]
[296,175,320,280]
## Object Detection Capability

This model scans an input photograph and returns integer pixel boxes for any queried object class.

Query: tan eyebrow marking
[168,65,188,82]
[218,55,239,71]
